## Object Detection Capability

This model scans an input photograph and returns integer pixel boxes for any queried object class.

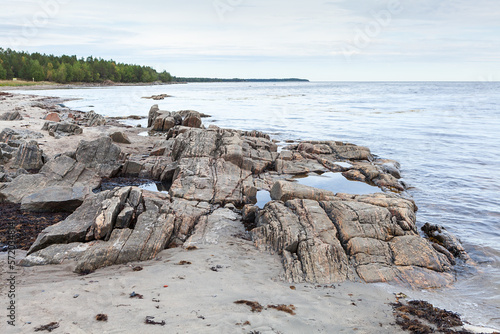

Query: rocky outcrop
[22,187,211,273]
[147,105,208,131]
[252,193,455,288]
[13,109,467,288]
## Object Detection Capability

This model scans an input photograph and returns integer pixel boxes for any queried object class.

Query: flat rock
[20,185,91,212]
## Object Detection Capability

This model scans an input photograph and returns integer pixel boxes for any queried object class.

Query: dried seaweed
[234,300,263,313]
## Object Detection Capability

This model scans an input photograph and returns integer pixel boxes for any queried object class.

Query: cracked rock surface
[11,106,469,288]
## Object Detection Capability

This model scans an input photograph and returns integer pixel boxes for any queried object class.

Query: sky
[0,0,499,81]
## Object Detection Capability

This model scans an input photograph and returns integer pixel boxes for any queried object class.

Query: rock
[0,155,100,204]
[148,104,161,128]
[42,121,83,136]
[270,180,337,202]
[20,185,91,212]
[110,131,131,144]
[0,128,43,142]
[44,112,61,122]
[253,199,352,283]
[75,137,122,177]
[0,110,23,121]
[184,208,242,246]
[83,110,106,126]
[252,194,455,288]
[142,94,171,100]
[182,112,202,128]
[12,140,44,170]
[421,223,472,263]
[23,187,211,273]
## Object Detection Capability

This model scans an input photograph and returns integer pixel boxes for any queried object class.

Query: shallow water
[293,171,381,195]
[15,81,500,328]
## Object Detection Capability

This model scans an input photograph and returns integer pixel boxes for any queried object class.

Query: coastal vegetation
[0,48,172,84]
[0,48,308,85]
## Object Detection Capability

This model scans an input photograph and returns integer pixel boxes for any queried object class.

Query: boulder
[83,110,106,126]
[0,110,23,121]
[11,140,44,170]
[20,185,91,212]
[42,121,83,136]
[75,136,122,177]
[182,111,202,128]
[110,131,131,144]
[44,112,61,122]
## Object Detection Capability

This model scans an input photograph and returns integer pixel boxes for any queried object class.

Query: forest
[0,48,172,83]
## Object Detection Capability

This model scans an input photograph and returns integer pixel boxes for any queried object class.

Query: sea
[16,81,500,329]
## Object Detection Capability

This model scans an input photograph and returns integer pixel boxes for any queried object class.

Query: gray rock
[83,110,106,126]
[75,136,122,177]
[0,155,100,204]
[12,140,44,170]
[42,121,83,136]
[0,110,23,121]
[20,185,91,212]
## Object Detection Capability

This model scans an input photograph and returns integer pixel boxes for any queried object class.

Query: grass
[0,79,59,87]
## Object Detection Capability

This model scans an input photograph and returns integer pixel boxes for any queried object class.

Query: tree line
[0,48,172,83]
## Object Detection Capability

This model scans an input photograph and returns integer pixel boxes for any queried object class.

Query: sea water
[16,81,500,328]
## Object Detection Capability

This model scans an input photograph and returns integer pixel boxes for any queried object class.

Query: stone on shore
[11,140,44,170]
[0,110,23,121]
[110,131,132,144]
[20,185,91,212]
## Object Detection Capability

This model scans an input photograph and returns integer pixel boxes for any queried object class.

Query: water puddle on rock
[294,172,381,195]
[139,181,171,194]
[255,190,272,209]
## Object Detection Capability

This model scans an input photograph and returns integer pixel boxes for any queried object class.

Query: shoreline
[1,91,499,333]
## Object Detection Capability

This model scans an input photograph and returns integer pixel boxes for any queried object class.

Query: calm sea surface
[17,82,500,328]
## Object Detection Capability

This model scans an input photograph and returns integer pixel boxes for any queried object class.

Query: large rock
[11,140,44,170]
[20,185,91,212]
[22,187,212,273]
[0,110,23,121]
[75,136,122,177]
[182,111,202,128]
[253,194,455,288]
[0,155,100,204]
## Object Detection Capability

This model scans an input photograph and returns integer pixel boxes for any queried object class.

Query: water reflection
[293,171,381,195]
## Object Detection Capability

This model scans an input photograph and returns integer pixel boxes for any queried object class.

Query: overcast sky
[1,0,499,81]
